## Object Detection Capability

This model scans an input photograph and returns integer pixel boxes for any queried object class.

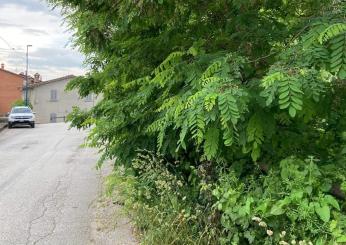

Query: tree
[11,99,33,109]
[48,0,346,243]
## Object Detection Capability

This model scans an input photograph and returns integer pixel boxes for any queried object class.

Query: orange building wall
[0,69,23,115]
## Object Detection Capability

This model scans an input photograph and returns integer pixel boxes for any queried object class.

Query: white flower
[258,221,267,227]
[279,241,289,245]
[291,240,296,245]
[280,231,286,238]
[266,230,273,236]
[252,216,262,222]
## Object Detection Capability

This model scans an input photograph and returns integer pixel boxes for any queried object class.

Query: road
[0,123,104,244]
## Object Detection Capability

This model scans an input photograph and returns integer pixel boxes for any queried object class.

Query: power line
[0,47,24,52]
[0,35,14,50]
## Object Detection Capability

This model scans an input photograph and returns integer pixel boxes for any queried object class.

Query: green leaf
[336,236,346,243]
[188,46,198,57]
[278,85,289,93]
[305,186,313,195]
[315,204,330,222]
[251,146,261,161]
[319,23,346,43]
[324,195,340,210]
[279,96,290,104]
[279,90,289,99]
[338,67,346,79]
[289,85,303,94]
[270,204,285,215]
[203,127,219,160]
[289,106,296,117]
[279,101,290,109]
[223,128,233,146]
[290,191,304,200]
[291,96,303,105]
[315,238,326,245]
[244,197,254,215]
[291,102,302,111]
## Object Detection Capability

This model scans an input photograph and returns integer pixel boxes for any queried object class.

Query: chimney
[34,73,41,83]
[1,63,4,69]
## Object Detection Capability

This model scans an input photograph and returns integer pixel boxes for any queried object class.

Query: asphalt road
[0,123,102,245]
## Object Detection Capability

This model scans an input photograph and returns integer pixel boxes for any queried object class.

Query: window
[84,94,93,102]
[50,89,58,101]
[11,107,32,114]
[50,113,57,123]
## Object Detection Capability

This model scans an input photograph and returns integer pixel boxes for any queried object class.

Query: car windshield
[11,108,32,114]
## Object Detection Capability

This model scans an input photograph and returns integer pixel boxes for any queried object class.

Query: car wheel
[31,122,35,128]
[8,123,12,129]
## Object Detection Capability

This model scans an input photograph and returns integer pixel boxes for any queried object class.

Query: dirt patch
[89,164,138,245]
[89,196,138,245]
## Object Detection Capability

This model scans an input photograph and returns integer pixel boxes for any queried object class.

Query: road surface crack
[25,179,64,245]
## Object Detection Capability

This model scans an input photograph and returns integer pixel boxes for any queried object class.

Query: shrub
[213,157,346,244]
[106,151,220,245]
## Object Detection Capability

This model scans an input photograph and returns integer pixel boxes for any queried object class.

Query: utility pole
[25,44,32,107]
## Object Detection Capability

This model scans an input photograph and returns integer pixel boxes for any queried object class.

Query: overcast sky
[0,0,85,80]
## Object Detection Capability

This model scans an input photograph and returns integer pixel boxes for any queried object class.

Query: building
[29,75,96,123]
[0,63,24,115]
[23,72,41,100]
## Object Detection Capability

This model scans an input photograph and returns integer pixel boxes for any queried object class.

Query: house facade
[29,75,96,124]
[0,63,24,115]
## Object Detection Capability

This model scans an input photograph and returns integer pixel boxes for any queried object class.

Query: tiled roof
[29,75,76,87]
[0,68,24,78]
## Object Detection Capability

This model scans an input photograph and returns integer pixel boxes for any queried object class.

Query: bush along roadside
[105,152,346,245]
[47,0,346,244]
[105,151,221,245]
[213,157,346,244]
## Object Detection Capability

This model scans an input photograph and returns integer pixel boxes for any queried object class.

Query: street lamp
[25,44,32,107]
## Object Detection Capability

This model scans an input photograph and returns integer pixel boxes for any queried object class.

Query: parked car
[7,106,35,128]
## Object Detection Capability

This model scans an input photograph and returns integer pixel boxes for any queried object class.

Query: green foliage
[204,127,220,160]
[67,106,93,130]
[47,0,346,244]
[48,0,346,166]
[11,99,33,109]
[213,157,346,244]
[106,151,220,245]
[303,21,346,78]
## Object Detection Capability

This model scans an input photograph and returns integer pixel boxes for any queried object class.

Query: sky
[0,0,85,80]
